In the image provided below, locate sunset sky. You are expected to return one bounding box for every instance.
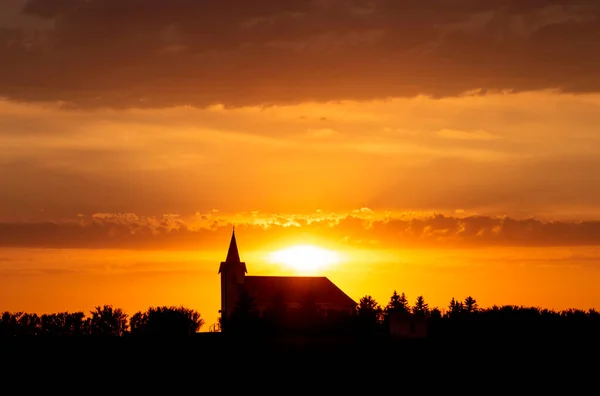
[2,0,600,327]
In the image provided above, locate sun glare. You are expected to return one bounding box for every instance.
[267,245,342,273]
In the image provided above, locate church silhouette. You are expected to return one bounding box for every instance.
[219,228,357,332]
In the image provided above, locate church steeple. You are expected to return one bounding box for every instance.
[225,226,241,263]
[218,226,247,328]
[218,226,247,275]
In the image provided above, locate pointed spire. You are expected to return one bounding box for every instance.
[225,225,240,263]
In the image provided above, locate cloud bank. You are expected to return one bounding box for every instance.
[2,210,600,250]
[1,0,599,108]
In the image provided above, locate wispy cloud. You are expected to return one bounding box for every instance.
[2,93,600,221]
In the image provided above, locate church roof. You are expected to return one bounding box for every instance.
[225,228,240,263]
[244,276,357,308]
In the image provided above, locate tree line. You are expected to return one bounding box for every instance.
[0,305,204,337]
[354,291,600,339]
[2,291,599,338]
[356,291,599,322]
[226,289,600,339]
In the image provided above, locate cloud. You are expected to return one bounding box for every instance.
[0,267,79,277]
[0,0,598,108]
[370,154,600,218]
[3,92,600,220]
[2,210,600,250]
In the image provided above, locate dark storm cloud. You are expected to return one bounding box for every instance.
[0,0,598,109]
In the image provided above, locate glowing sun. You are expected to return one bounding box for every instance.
[267,245,342,273]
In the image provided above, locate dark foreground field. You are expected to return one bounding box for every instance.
[2,333,598,391]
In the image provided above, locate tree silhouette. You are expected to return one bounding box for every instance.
[40,313,59,335]
[147,306,202,335]
[357,295,383,334]
[412,296,430,317]
[18,313,41,336]
[0,311,88,336]
[40,312,86,336]
[66,312,86,335]
[447,297,464,318]
[89,305,128,336]
[1,312,22,336]
[130,311,147,336]
[130,306,204,336]
[386,290,410,314]
[464,296,479,313]
[430,307,442,320]
[357,295,382,321]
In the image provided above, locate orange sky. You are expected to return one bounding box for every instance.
[2,0,600,324]
[2,239,600,329]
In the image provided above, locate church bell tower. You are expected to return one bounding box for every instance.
[218,227,247,326]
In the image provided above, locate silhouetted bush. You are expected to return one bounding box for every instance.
[41,312,86,336]
[89,305,128,336]
[1,311,88,336]
[130,306,204,336]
